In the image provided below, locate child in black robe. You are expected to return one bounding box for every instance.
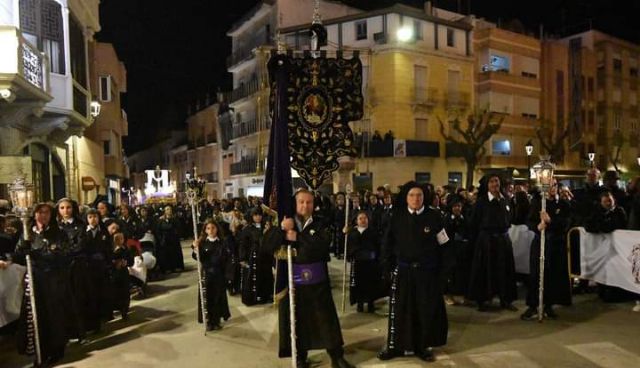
[192,220,232,331]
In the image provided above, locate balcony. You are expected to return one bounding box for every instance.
[445,142,467,158]
[230,156,264,176]
[228,78,260,104]
[445,91,471,109]
[72,81,89,119]
[412,87,439,108]
[0,26,51,103]
[105,155,127,178]
[477,70,540,90]
[364,140,440,158]
[206,132,216,144]
[226,31,272,69]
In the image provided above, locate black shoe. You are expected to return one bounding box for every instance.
[331,356,355,368]
[415,349,436,362]
[544,306,558,319]
[501,302,518,312]
[477,302,489,312]
[520,307,537,321]
[377,349,402,361]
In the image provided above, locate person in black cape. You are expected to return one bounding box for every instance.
[521,183,572,320]
[467,174,518,312]
[156,206,185,273]
[111,232,131,320]
[442,194,472,304]
[264,189,354,368]
[56,198,89,342]
[347,210,386,313]
[377,181,449,362]
[80,208,112,331]
[192,219,233,330]
[14,203,75,366]
[238,207,273,305]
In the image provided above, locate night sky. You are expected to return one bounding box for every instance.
[96,0,639,154]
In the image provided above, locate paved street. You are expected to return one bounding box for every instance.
[2,240,639,368]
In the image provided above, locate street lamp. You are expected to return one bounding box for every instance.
[90,100,102,120]
[532,156,555,323]
[637,155,640,167]
[397,26,413,42]
[588,150,596,167]
[525,140,534,185]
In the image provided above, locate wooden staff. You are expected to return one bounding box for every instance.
[188,190,208,335]
[341,185,352,313]
[287,244,297,368]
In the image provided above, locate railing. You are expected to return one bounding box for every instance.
[445,91,471,109]
[445,142,467,158]
[413,87,439,106]
[72,80,89,118]
[363,139,440,157]
[0,26,49,93]
[228,78,260,104]
[230,156,264,176]
[226,30,272,68]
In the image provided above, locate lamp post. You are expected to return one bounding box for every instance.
[185,167,207,334]
[90,100,102,121]
[588,151,595,168]
[525,140,534,186]
[532,156,555,323]
[8,176,40,365]
[637,155,640,168]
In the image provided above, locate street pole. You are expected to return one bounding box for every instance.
[187,181,208,335]
[341,185,351,313]
[538,192,546,322]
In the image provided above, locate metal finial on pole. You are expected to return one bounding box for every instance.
[312,0,322,25]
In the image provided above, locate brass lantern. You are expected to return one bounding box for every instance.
[532,155,555,192]
[8,175,35,239]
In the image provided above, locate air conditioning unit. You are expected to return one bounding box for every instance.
[373,32,386,44]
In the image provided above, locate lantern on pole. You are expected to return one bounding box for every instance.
[532,156,555,322]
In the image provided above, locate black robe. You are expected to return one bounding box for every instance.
[467,194,518,304]
[111,245,132,316]
[332,206,346,257]
[156,217,185,272]
[526,196,572,307]
[238,224,273,305]
[81,225,112,328]
[382,207,448,352]
[193,238,232,324]
[347,227,385,305]
[442,212,472,296]
[60,218,90,339]
[264,218,344,357]
[15,224,74,362]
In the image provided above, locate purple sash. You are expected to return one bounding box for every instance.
[292,262,327,285]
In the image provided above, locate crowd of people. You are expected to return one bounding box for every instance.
[1,166,639,367]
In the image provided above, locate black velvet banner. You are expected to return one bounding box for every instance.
[268,54,363,190]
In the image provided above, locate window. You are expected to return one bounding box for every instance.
[446,28,455,47]
[521,71,537,78]
[588,77,594,93]
[489,55,510,72]
[103,140,111,155]
[448,172,463,186]
[613,111,621,130]
[19,0,65,74]
[631,68,639,77]
[491,139,511,156]
[355,20,367,40]
[414,65,427,101]
[631,120,638,131]
[69,15,86,87]
[613,58,622,73]
[414,20,423,40]
[415,172,431,184]
[99,76,111,102]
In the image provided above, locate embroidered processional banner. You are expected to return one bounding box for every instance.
[268,53,363,189]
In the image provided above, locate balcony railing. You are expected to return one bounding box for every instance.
[230,156,264,176]
[413,87,439,106]
[226,29,272,68]
[228,78,260,104]
[445,91,471,109]
[0,26,49,94]
[445,142,467,158]
[363,139,440,157]
[230,116,271,140]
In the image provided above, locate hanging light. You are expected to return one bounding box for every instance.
[588,151,596,163]
[90,100,102,119]
[8,176,34,215]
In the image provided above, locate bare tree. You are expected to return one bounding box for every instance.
[535,118,571,162]
[438,111,504,188]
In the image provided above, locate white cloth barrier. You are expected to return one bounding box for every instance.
[509,224,536,275]
[0,263,26,327]
[578,227,640,295]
